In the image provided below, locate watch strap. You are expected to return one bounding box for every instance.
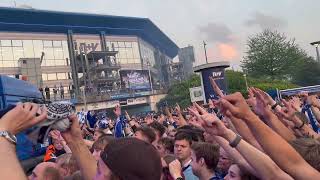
[0,131,17,145]
[229,134,242,148]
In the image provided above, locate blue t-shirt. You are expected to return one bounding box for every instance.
[183,165,199,180]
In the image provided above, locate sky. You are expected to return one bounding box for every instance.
[1,0,319,69]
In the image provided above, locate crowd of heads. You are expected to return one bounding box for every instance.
[2,76,320,180]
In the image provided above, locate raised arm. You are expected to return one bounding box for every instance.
[252,88,296,141]
[62,115,97,180]
[0,103,47,180]
[219,92,320,180]
[195,106,292,180]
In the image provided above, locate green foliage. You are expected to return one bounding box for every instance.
[291,57,320,86]
[242,29,308,80]
[157,74,201,109]
[157,70,298,109]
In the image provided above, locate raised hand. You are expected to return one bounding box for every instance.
[208,99,215,108]
[168,159,183,180]
[277,99,296,120]
[217,92,255,120]
[210,76,224,98]
[61,115,83,144]
[0,103,47,135]
[145,114,154,125]
[246,88,257,107]
[290,96,302,111]
[251,88,271,116]
[175,103,181,114]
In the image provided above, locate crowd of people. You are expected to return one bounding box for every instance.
[0,76,320,180]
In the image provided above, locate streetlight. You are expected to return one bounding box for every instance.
[243,74,249,90]
[203,41,208,64]
[310,41,320,62]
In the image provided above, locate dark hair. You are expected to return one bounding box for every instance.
[290,138,320,171]
[176,125,204,142]
[236,164,259,180]
[191,142,220,170]
[136,126,156,143]
[149,121,166,137]
[92,135,115,152]
[174,131,193,145]
[158,137,174,153]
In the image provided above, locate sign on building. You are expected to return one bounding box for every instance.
[189,86,204,103]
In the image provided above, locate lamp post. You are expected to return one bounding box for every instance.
[310,41,320,63]
[203,41,208,64]
[243,74,249,90]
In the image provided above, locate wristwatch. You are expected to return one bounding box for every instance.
[0,131,17,145]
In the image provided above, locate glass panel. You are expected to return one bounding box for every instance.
[54,48,64,59]
[33,40,44,58]
[47,73,57,80]
[3,61,15,67]
[57,73,66,80]
[118,41,125,48]
[45,60,55,66]
[13,47,24,60]
[127,58,134,63]
[125,42,132,48]
[42,74,48,81]
[53,41,62,47]
[23,40,35,58]
[0,61,3,68]
[55,60,66,66]
[43,40,53,47]
[62,41,69,59]
[126,48,133,59]
[44,48,54,59]
[132,42,140,58]
[1,47,13,60]
[1,40,11,47]
[12,40,23,47]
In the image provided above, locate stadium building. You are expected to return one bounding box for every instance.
[0,7,179,113]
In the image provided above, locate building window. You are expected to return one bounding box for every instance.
[1,40,12,47]
[12,40,23,47]
[43,40,53,47]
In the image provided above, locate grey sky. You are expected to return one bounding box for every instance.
[1,0,319,69]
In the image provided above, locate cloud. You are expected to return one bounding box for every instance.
[245,12,287,29]
[198,22,233,43]
[217,43,238,60]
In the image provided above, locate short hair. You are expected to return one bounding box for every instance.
[43,167,63,180]
[158,137,174,153]
[290,138,320,171]
[191,142,220,170]
[56,153,79,176]
[149,121,166,137]
[136,126,156,143]
[176,125,204,142]
[174,131,193,145]
[92,135,115,152]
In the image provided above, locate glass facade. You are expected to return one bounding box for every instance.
[106,40,141,65]
[139,39,156,67]
[0,39,69,68]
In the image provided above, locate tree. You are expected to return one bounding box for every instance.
[157,70,298,110]
[291,57,320,86]
[242,29,307,80]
